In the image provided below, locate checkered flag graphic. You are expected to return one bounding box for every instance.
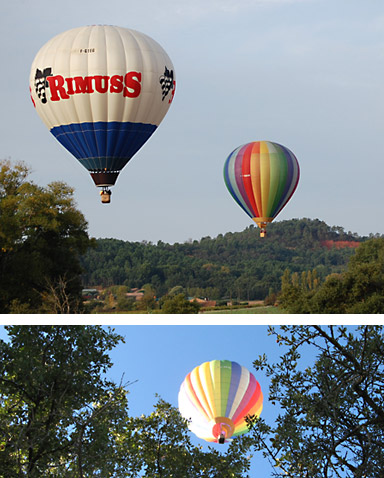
[34,68,52,104]
[159,66,174,101]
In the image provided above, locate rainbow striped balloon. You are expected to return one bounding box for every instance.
[224,141,300,237]
[178,360,263,443]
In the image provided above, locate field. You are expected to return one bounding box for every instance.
[202,306,284,314]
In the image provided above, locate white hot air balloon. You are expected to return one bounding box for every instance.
[30,25,176,203]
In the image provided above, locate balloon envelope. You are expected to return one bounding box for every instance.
[223,141,299,236]
[178,360,263,443]
[30,25,176,188]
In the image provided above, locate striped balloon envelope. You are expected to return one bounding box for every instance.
[223,141,300,236]
[178,360,263,443]
[30,25,175,202]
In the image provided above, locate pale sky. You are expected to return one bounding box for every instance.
[2,0,383,243]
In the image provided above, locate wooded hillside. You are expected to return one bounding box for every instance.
[81,218,373,301]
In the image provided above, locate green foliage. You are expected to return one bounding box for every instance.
[125,397,253,478]
[0,160,94,313]
[160,293,200,314]
[249,325,384,478]
[0,325,127,477]
[134,286,156,312]
[279,238,384,313]
[81,218,365,301]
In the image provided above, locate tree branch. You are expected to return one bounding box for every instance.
[312,326,384,423]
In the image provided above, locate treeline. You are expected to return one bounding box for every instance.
[81,218,372,300]
[279,236,384,313]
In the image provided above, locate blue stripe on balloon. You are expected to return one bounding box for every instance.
[223,149,253,219]
[51,121,157,171]
[225,361,242,417]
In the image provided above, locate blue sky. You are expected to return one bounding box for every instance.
[1,0,383,244]
[107,324,284,475]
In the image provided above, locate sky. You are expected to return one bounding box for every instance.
[0,322,359,477]
[1,0,383,244]
[107,324,286,476]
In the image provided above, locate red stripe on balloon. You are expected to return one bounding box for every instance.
[241,144,259,217]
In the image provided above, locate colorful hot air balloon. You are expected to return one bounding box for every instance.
[223,141,300,236]
[178,360,263,444]
[30,25,176,203]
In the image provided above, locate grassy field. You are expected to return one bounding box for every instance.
[97,306,285,314]
[202,306,285,314]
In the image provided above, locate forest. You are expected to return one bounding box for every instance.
[80,217,370,301]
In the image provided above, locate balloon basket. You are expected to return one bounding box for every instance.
[254,220,270,238]
[100,188,111,204]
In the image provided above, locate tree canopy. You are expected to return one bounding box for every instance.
[126,397,253,478]
[0,326,126,477]
[0,325,254,478]
[0,160,94,313]
[279,238,384,313]
[159,293,200,314]
[248,325,384,478]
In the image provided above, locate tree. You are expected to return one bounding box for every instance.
[342,238,384,313]
[248,325,384,478]
[125,397,253,478]
[0,160,94,313]
[135,283,157,311]
[279,238,384,313]
[0,326,254,478]
[160,293,200,314]
[278,269,313,313]
[0,325,129,477]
